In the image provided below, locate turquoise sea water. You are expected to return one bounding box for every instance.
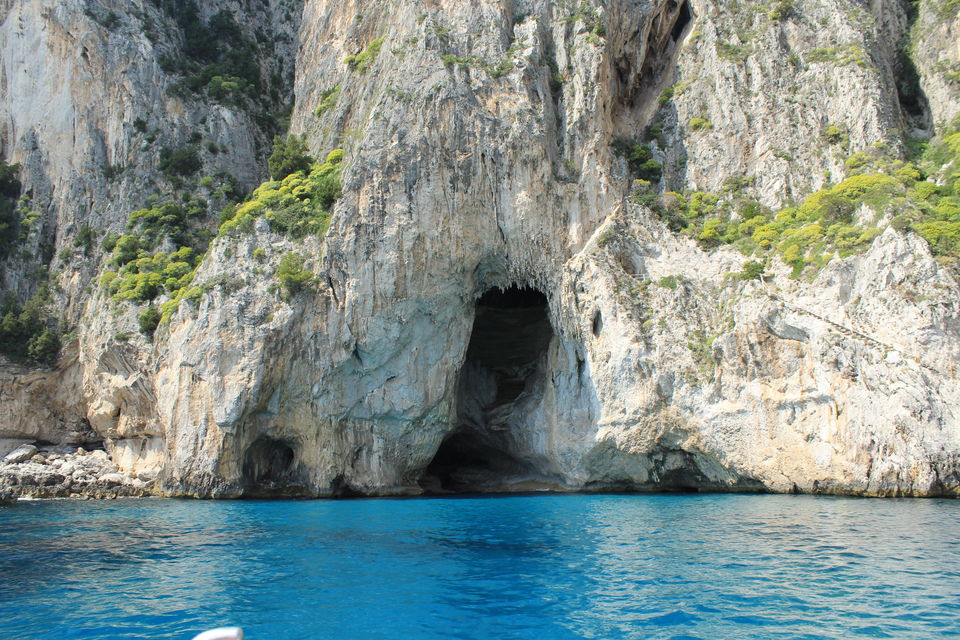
[0,494,958,640]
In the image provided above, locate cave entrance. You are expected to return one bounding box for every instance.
[422,285,554,493]
[242,437,299,497]
[671,1,692,42]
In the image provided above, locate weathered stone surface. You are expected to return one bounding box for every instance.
[98,473,124,487]
[0,0,956,499]
[3,444,37,464]
[0,446,151,499]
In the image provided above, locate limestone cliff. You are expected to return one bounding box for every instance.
[0,0,958,499]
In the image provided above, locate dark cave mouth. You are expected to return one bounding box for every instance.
[420,285,555,493]
[671,1,693,42]
[422,428,542,494]
[241,436,301,497]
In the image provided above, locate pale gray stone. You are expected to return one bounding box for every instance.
[3,445,38,465]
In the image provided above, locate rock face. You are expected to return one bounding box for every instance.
[0,0,958,499]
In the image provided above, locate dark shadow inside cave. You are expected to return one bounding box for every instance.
[421,286,554,493]
[671,1,692,42]
[242,436,299,497]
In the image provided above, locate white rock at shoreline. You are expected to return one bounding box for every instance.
[3,444,38,465]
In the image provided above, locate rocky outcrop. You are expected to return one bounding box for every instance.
[573,216,960,497]
[0,0,957,499]
[0,0,300,312]
[0,346,91,448]
[0,446,156,499]
[3,444,38,464]
[656,0,913,206]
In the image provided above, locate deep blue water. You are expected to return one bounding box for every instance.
[0,494,958,640]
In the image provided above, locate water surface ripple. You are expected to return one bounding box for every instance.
[0,494,957,639]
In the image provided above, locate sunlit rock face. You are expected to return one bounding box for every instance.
[0,0,958,498]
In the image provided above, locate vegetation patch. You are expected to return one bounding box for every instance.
[156,0,273,109]
[220,144,343,239]
[0,163,63,366]
[716,41,751,62]
[686,329,717,379]
[0,285,62,366]
[805,44,869,69]
[639,116,960,276]
[101,134,344,336]
[159,146,202,178]
[768,0,795,21]
[657,275,681,290]
[562,2,606,39]
[821,124,849,146]
[276,252,315,298]
[688,117,713,131]
[345,37,385,74]
[0,162,23,259]
[440,47,520,78]
[267,134,313,179]
[612,139,662,183]
[100,188,215,333]
[313,86,341,117]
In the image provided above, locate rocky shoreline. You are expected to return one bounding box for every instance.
[0,444,158,502]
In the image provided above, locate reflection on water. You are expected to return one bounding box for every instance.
[0,495,958,639]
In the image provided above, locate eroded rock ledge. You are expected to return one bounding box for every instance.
[0,445,157,500]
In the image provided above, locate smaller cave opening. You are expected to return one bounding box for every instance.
[894,48,930,122]
[637,0,694,87]
[242,437,298,497]
[671,1,692,42]
[592,311,603,337]
[653,449,712,492]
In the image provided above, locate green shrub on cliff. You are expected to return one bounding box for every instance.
[127,195,208,246]
[344,37,385,74]
[102,188,212,323]
[688,117,713,131]
[640,116,960,275]
[138,305,162,337]
[26,328,61,364]
[900,116,960,258]
[313,86,341,117]
[735,260,767,280]
[221,148,344,238]
[0,286,62,366]
[268,134,313,180]
[106,246,201,303]
[103,139,344,336]
[277,252,314,297]
[822,124,848,146]
[769,0,794,21]
[158,1,268,109]
[613,139,662,182]
[0,162,22,259]
[159,146,202,177]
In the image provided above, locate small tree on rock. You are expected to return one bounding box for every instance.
[277,252,314,298]
[268,134,314,180]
